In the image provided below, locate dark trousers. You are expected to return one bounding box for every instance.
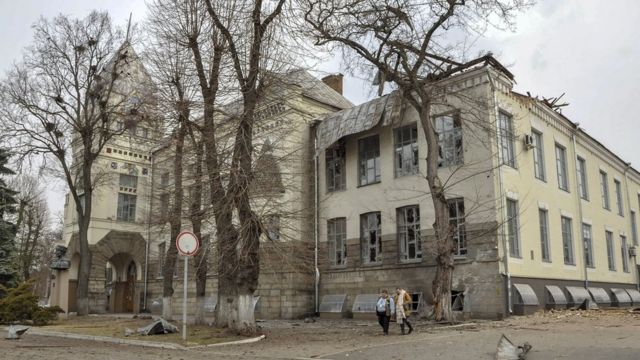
[376,311,390,334]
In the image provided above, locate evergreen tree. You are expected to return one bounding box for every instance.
[0,148,18,289]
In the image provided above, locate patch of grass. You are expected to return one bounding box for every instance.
[43,316,248,346]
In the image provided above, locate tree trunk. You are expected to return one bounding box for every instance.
[417,98,454,322]
[75,210,92,316]
[162,119,186,319]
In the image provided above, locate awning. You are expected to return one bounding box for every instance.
[315,91,404,155]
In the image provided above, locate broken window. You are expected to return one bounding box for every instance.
[394,124,419,176]
[328,217,347,266]
[361,212,381,264]
[326,140,346,192]
[498,111,516,168]
[397,205,421,262]
[448,198,466,256]
[435,114,463,168]
[358,135,380,186]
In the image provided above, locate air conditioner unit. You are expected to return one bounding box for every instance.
[629,246,637,257]
[523,134,535,150]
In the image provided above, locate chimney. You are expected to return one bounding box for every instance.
[321,73,343,95]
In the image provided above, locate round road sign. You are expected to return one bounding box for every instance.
[176,231,200,256]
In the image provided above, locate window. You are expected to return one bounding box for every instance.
[555,144,568,191]
[435,114,463,168]
[159,193,169,218]
[361,212,382,264]
[582,224,594,268]
[119,174,138,191]
[326,141,346,192]
[448,198,466,256]
[498,111,516,168]
[358,135,380,186]
[539,209,551,262]
[397,206,421,261]
[265,215,281,241]
[161,172,170,187]
[606,231,616,271]
[117,193,137,222]
[632,210,638,245]
[394,124,419,176]
[328,218,347,266]
[158,242,166,276]
[600,171,610,210]
[621,235,630,273]
[507,199,520,257]
[561,216,574,265]
[614,179,624,216]
[532,130,545,181]
[577,157,588,200]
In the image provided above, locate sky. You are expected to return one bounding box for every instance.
[1,0,639,219]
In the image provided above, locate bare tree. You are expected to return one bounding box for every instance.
[302,0,530,321]
[0,11,145,315]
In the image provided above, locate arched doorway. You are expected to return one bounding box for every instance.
[106,253,139,313]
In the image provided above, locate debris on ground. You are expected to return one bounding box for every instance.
[578,299,598,310]
[495,334,532,360]
[5,325,30,340]
[303,317,316,323]
[134,318,178,336]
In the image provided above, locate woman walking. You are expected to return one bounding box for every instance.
[394,287,414,335]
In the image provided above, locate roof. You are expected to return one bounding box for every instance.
[285,69,354,110]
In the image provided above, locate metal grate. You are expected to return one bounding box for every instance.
[565,286,591,307]
[545,285,567,306]
[587,287,610,305]
[610,288,632,306]
[513,284,539,305]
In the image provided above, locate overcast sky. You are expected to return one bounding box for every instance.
[1,1,639,219]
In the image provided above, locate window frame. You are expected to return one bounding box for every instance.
[507,199,521,258]
[360,212,382,265]
[621,235,630,273]
[577,157,589,200]
[561,216,575,265]
[328,217,347,267]
[326,140,347,192]
[606,230,616,271]
[448,198,467,257]
[116,192,137,222]
[555,144,569,192]
[600,171,610,210]
[539,208,551,263]
[532,129,546,181]
[358,135,381,186]
[394,124,419,176]
[631,210,638,245]
[434,112,463,168]
[582,223,594,268]
[498,111,516,168]
[397,205,422,262]
[614,179,624,216]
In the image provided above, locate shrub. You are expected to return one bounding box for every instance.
[0,280,64,325]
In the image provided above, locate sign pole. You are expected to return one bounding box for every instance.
[182,255,188,341]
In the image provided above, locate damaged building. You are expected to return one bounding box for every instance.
[50,49,640,320]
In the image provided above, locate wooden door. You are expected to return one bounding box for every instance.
[124,262,136,313]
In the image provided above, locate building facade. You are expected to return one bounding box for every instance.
[52,51,640,320]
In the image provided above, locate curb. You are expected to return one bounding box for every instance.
[8,327,265,350]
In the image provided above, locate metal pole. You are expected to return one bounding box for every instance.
[182,255,188,341]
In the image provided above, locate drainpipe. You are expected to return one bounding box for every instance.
[487,71,512,315]
[570,126,588,289]
[313,123,320,314]
[622,163,639,290]
[143,150,156,312]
